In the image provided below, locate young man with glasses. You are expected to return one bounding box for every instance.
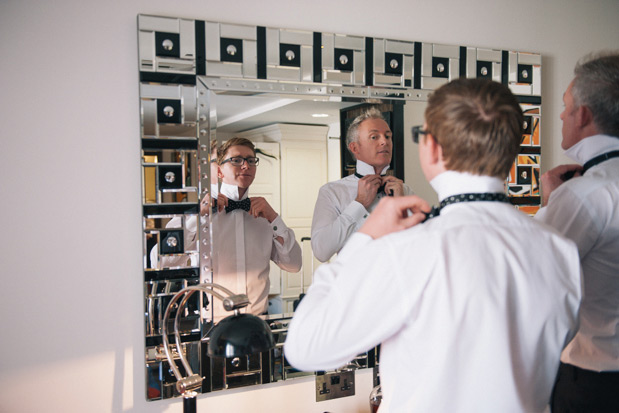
[211,137,301,318]
[311,107,413,263]
[285,79,582,412]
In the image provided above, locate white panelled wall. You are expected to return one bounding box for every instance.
[240,124,329,312]
[1,0,618,412]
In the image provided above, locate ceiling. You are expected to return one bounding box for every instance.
[213,92,359,135]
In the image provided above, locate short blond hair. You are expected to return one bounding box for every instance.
[424,78,523,178]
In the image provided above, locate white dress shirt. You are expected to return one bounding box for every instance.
[536,134,619,372]
[286,172,582,412]
[311,160,413,262]
[211,182,302,318]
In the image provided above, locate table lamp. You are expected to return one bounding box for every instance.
[161,283,275,413]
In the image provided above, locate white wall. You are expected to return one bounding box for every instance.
[1,0,618,412]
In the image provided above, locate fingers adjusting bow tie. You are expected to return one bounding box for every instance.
[354,172,392,196]
[225,198,251,213]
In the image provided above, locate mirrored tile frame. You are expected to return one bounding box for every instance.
[138,13,543,402]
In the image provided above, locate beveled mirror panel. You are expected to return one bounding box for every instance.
[138,13,542,401]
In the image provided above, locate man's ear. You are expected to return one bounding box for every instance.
[348,141,358,157]
[425,134,442,165]
[217,165,224,180]
[418,133,446,181]
[577,105,595,129]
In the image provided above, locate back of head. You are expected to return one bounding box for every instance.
[217,137,255,164]
[425,78,523,178]
[572,51,619,138]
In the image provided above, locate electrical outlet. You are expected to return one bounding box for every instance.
[315,370,355,402]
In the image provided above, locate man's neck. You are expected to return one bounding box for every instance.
[220,182,248,201]
[430,171,505,202]
[356,159,389,176]
[565,134,619,165]
[373,165,388,174]
[581,122,600,141]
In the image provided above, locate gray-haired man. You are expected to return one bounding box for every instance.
[535,51,619,412]
[311,107,413,262]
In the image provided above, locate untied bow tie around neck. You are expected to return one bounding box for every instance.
[423,192,510,222]
[563,150,619,180]
[225,198,251,213]
[582,150,619,174]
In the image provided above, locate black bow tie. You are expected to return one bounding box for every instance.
[225,198,251,213]
[423,192,510,222]
[354,172,392,196]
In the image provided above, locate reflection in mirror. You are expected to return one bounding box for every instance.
[210,136,303,320]
[139,13,542,403]
[141,84,428,400]
[207,90,411,316]
[144,148,200,271]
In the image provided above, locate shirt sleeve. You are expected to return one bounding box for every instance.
[269,215,302,273]
[284,232,415,372]
[310,184,369,262]
[403,183,414,196]
[535,183,599,259]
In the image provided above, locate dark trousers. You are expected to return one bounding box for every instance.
[551,362,619,412]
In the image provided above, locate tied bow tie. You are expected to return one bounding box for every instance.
[225,198,251,213]
[423,192,510,222]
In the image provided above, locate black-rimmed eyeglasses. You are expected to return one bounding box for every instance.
[221,156,260,166]
[411,126,428,144]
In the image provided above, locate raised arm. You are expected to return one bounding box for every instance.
[539,164,583,206]
[269,215,302,273]
[310,184,370,262]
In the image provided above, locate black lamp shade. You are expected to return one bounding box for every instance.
[206,314,275,358]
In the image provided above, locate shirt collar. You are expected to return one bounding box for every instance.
[564,134,619,165]
[430,171,506,202]
[219,182,249,201]
[356,159,389,176]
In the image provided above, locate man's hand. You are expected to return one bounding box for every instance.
[249,196,279,223]
[355,174,382,208]
[382,176,404,196]
[200,195,211,216]
[541,164,583,206]
[216,194,229,213]
[359,195,430,239]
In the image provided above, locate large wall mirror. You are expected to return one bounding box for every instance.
[139,14,542,402]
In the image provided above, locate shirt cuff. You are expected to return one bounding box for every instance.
[342,200,370,223]
[270,215,289,237]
